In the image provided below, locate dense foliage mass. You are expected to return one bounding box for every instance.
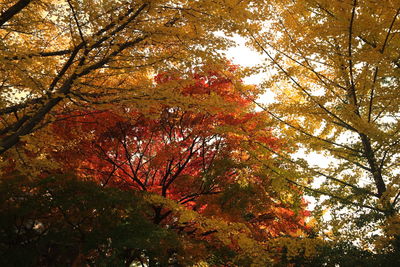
[2,0,400,266]
[248,0,400,263]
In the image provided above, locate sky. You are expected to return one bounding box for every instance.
[223,35,276,105]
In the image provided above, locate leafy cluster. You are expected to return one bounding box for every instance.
[3,0,400,266]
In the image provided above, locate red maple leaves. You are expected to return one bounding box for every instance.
[49,67,310,242]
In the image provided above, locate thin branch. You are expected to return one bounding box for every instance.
[67,0,86,45]
[347,0,359,114]
[285,176,385,213]
[367,67,379,122]
[249,98,363,154]
[256,140,378,197]
[251,154,386,213]
[249,33,358,133]
[3,49,72,61]
[380,7,400,54]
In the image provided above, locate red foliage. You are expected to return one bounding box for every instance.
[50,68,310,240]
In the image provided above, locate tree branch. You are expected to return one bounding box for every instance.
[0,0,31,26]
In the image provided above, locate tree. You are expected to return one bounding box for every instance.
[0,1,328,264]
[0,0,262,156]
[45,68,313,265]
[250,0,400,252]
[0,173,182,266]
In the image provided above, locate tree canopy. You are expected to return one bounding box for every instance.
[2,0,400,266]
[249,0,400,257]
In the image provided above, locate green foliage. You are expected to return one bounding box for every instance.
[0,174,180,266]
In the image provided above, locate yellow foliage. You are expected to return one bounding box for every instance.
[249,0,400,250]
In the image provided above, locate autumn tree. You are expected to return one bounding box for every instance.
[0,0,264,157]
[0,1,320,264]
[46,68,312,265]
[249,0,400,254]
